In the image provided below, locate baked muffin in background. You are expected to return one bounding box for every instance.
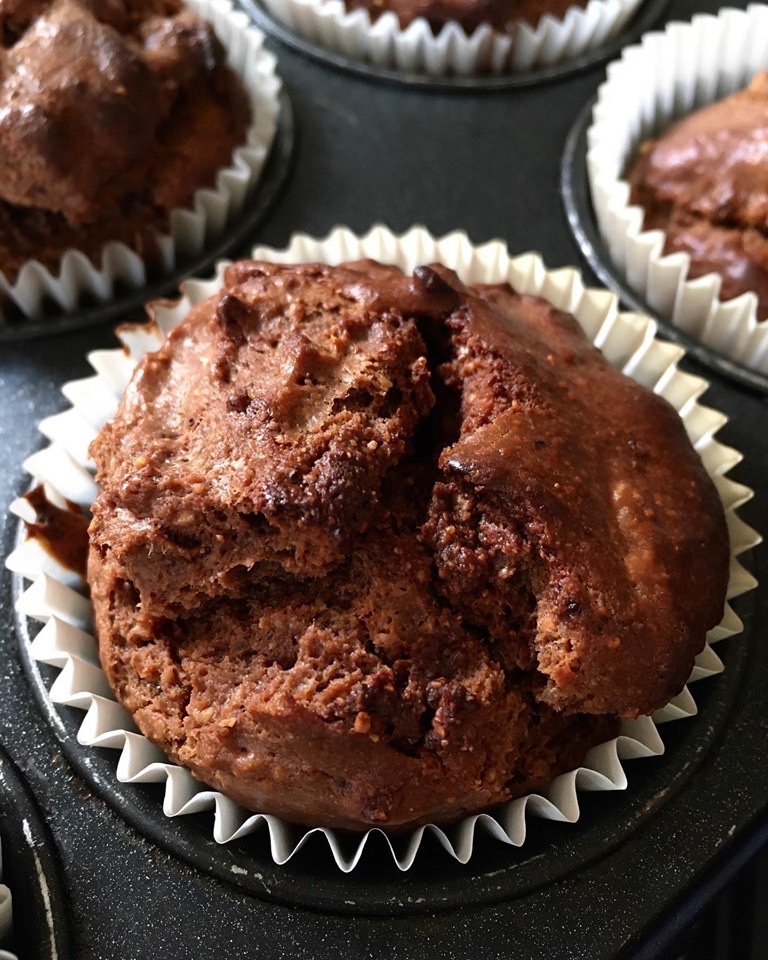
[626,72,768,323]
[86,258,729,831]
[0,0,273,320]
[587,6,768,377]
[260,0,643,77]
[0,0,250,279]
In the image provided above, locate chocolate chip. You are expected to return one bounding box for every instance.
[414,265,454,296]
[215,294,250,344]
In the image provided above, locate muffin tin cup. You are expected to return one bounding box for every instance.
[6,224,759,873]
[245,0,645,78]
[0,0,283,332]
[586,4,768,378]
[242,0,669,87]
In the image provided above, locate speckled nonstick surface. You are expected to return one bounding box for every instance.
[0,0,766,955]
[0,745,71,960]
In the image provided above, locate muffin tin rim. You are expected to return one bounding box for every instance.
[0,743,72,960]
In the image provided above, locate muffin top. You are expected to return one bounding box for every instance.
[627,72,768,231]
[626,71,768,318]
[0,0,246,228]
[90,259,729,721]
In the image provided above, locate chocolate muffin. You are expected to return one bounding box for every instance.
[343,0,587,34]
[626,72,768,322]
[0,0,250,281]
[88,260,729,831]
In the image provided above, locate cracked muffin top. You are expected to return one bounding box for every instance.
[87,259,729,829]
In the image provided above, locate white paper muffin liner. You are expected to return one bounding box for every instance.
[260,0,643,75]
[0,0,281,321]
[7,224,759,872]
[587,4,768,375]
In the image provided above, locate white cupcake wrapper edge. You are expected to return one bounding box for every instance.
[261,0,645,75]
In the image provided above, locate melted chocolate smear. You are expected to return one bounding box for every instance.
[23,485,89,578]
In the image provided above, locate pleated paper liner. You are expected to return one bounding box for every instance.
[246,0,645,78]
[0,0,283,336]
[561,98,768,394]
[587,4,768,378]
[7,225,759,873]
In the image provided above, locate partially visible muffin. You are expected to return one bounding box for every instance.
[0,0,250,280]
[626,71,768,321]
[88,259,729,831]
[343,0,587,33]
[261,0,644,78]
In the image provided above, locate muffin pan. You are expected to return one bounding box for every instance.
[1,0,767,956]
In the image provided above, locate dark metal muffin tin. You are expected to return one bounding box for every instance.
[0,0,766,955]
[0,744,71,960]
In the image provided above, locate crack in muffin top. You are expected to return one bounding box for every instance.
[85,259,730,828]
